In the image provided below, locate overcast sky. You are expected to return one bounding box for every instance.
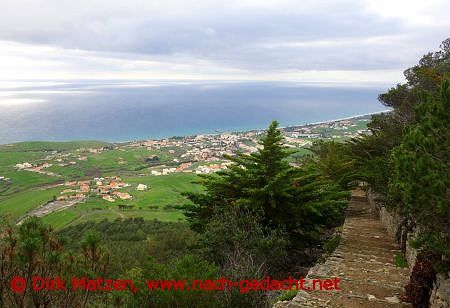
[0,0,449,84]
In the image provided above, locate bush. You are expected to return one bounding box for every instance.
[389,80,450,271]
[403,254,438,307]
[274,289,298,302]
[394,254,408,268]
[323,235,341,254]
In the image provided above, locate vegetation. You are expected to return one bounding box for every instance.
[0,116,366,230]
[323,234,342,254]
[181,121,350,305]
[311,39,450,306]
[308,140,356,189]
[0,187,61,219]
[58,218,199,273]
[389,81,450,267]
[0,141,111,152]
[41,173,201,229]
[0,120,352,307]
[349,39,449,271]
[183,121,349,242]
[3,40,448,305]
[394,254,408,269]
[0,217,109,307]
[274,289,298,303]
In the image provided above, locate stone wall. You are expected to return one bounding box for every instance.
[366,189,417,273]
[366,189,449,308]
[429,274,450,308]
[273,190,411,307]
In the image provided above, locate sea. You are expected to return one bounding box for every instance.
[0,80,390,144]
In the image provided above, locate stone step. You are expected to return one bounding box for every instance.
[274,190,410,308]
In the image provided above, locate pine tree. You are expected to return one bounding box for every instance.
[389,79,450,269]
[183,121,350,240]
[183,121,294,229]
[244,121,294,226]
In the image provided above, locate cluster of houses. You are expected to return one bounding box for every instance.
[195,163,230,174]
[14,153,85,179]
[131,131,266,177]
[15,162,59,177]
[41,151,89,167]
[92,176,132,202]
[151,168,177,176]
[150,162,193,176]
[56,176,148,203]
[47,152,80,167]
[0,176,10,182]
[85,148,104,154]
[133,119,369,171]
[148,161,230,176]
[284,118,370,140]
[57,180,90,201]
[283,136,313,148]
[135,131,262,164]
[14,148,109,180]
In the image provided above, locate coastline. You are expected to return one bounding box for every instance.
[73,110,388,142]
[0,110,385,146]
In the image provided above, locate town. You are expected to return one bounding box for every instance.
[4,114,372,227]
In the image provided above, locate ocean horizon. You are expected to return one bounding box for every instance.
[0,80,389,144]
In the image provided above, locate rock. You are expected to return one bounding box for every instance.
[293,290,310,302]
[272,191,410,308]
[385,296,400,304]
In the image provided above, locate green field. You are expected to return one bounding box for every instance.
[1,172,199,229]
[0,141,200,229]
[0,140,111,152]
[34,173,200,228]
[0,187,61,219]
[0,171,200,229]
[0,119,367,230]
[41,173,199,229]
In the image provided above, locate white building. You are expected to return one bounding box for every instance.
[15,162,33,169]
[136,184,148,191]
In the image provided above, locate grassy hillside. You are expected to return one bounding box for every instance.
[41,173,200,229]
[0,140,200,229]
[0,140,112,152]
[0,187,61,219]
[0,118,367,230]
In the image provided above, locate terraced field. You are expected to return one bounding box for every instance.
[0,141,200,229]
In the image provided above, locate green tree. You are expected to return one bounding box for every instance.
[184,121,349,244]
[347,38,450,193]
[389,79,450,270]
[309,140,357,188]
[182,121,349,307]
[183,121,295,231]
[0,217,109,307]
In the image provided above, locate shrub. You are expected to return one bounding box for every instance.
[323,234,341,254]
[394,254,408,268]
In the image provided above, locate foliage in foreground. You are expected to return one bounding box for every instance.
[0,217,109,307]
[333,40,449,308]
[348,38,450,194]
[389,80,450,268]
[338,39,450,273]
[182,121,350,306]
[183,121,350,245]
[0,120,351,308]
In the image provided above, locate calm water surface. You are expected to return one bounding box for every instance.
[0,81,388,144]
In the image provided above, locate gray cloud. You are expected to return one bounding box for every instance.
[0,0,449,81]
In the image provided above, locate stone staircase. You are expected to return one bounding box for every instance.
[274,190,410,307]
